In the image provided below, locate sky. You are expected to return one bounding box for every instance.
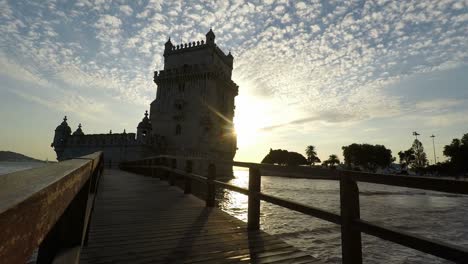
[0,0,467,164]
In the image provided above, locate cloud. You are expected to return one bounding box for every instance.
[0,53,49,86]
[10,89,107,122]
[259,110,363,132]
[425,111,468,127]
[119,5,133,16]
[95,14,122,38]
[415,99,464,112]
[0,0,466,129]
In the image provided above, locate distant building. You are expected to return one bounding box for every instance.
[51,30,238,176]
[51,113,165,167]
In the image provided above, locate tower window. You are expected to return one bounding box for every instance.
[175,124,181,135]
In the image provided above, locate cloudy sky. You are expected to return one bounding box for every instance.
[0,0,467,163]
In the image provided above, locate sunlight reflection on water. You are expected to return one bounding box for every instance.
[217,168,468,264]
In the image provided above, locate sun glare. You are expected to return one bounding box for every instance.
[234,116,259,145]
[233,95,267,147]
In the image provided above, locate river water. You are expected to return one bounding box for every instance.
[217,168,468,263]
[0,161,45,175]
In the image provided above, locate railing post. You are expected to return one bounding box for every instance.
[206,163,216,207]
[340,172,362,264]
[170,159,176,186]
[184,160,192,194]
[248,167,261,230]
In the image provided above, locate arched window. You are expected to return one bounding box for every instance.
[175,124,181,135]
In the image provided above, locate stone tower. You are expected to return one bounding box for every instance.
[150,30,238,175]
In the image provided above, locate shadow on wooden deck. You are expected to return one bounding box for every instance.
[79,169,321,264]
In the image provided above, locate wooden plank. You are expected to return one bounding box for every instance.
[80,169,320,264]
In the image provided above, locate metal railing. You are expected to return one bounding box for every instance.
[120,155,468,263]
[0,152,104,264]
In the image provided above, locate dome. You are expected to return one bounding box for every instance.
[137,110,151,129]
[55,116,72,135]
[72,123,84,136]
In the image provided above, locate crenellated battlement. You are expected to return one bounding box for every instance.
[163,29,233,70]
[65,132,166,148]
[153,64,238,92]
[66,133,138,146]
[167,39,207,53]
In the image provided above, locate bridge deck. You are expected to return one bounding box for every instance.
[80,169,321,264]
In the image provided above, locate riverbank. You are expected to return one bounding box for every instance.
[261,168,337,179]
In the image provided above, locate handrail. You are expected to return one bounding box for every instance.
[140,154,340,179]
[344,170,468,194]
[120,156,468,263]
[354,219,468,262]
[0,151,104,264]
[134,155,468,192]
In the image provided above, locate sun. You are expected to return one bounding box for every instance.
[234,116,259,146]
[233,96,266,148]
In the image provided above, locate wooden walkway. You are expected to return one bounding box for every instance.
[79,170,321,264]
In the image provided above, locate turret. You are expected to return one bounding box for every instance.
[137,110,151,142]
[206,29,215,45]
[72,123,85,136]
[227,51,234,67]
[164,38,173,55]
[51,116,72,160]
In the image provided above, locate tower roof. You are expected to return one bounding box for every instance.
[72,123,84,136]
[137,110,151,129]
[55,116,71,135]
[206,28,215,38]
[206,28,215,44]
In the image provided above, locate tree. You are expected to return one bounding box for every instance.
[342,143,394,172]
[443,133,468,174]
[287,151,309,166]
[261,149,307,166]
[305,145,321,166]
[398,139,428,173]
[398,149,415,170]
[322,154,340,168]
[412,139,428,169]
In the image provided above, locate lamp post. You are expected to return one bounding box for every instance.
[412,131,420,140]
[430,134,437,164]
